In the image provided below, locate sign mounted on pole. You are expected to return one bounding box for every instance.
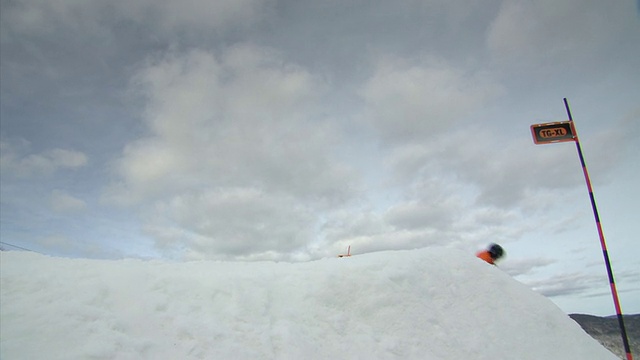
[529,98,634,360]
[530,121,576,144]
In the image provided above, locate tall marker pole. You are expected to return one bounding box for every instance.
[562,98,633,360]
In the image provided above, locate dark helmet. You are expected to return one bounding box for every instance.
[488,243,504,260]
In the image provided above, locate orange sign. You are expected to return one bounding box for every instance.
[531,121,576,144]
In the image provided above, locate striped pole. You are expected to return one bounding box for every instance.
[563,98,633,360]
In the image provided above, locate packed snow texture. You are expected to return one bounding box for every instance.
[1,248,617,360]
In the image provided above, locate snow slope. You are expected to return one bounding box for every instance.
[0,248,617,360]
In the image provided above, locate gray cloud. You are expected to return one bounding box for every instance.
[525,272,600,298]
[503,257,556,277]
[517,264,640,299]
[487,0,639,73]
[1,0,269,38]
[1,0,639,315]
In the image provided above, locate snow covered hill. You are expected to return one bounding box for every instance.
[0,248,617,359]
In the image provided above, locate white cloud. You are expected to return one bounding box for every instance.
[105,45,359,259]
[36,234,123,259]
[110,46,354,203]
[359,56,504,145]
[385,201,456,231]
[378,124,613,211]
[0,140,88,178]
[50,189,86,213]
[142,187,318,260]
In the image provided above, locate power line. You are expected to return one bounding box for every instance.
[0,241,37,252]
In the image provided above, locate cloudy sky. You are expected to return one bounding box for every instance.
[1,0,638,316]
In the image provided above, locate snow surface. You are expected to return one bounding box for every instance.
[1,248,617,360]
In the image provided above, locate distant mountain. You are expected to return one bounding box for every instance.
[570,313,639,360]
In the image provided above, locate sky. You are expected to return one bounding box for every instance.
[0,0,638,316]
[0,248,621,359]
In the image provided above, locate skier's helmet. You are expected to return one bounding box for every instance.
[488,243,504,260]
